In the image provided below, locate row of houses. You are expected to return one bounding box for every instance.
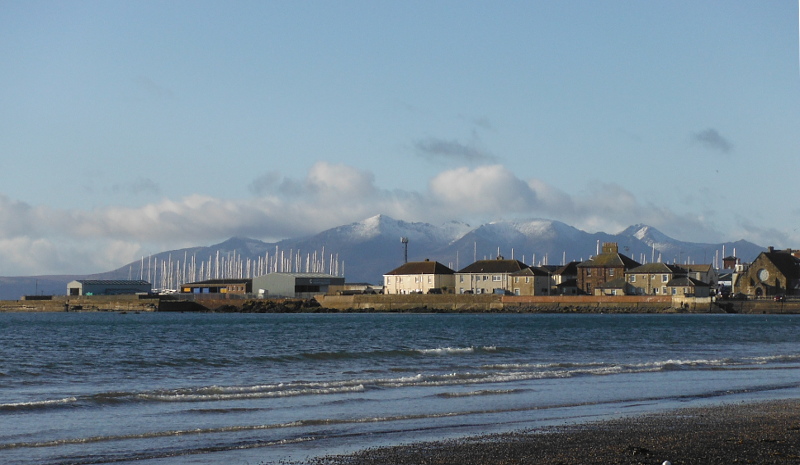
[385,243,717,298]
[384,242,800,299]
[66,243,800,300]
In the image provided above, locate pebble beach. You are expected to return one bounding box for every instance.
[304,400,800,465]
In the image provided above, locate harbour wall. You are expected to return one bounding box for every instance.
[1,294,798,314]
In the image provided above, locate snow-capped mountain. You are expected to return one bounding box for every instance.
[0,215,765,299]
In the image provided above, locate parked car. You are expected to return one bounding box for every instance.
[774,295,785,302]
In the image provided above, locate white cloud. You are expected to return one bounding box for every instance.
[0,161,783,276]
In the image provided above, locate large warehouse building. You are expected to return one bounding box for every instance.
[252,273,344,298]
[67,280,152,296]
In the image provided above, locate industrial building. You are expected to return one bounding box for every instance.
[67,280,152,296]
[252,273,344,298]
[179,279,252,295]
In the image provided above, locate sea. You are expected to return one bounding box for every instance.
[2,312,799,465]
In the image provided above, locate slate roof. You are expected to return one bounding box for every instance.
[75,280,150,285]
[762,251,800,279]
[385,260,455,275]
[509,266,551,277]
[681,264,713,273]
[577,252,640,269]
[182,279,252,285]
[554,261,580,276]
[628,263,685,274]
[458,259,528,274]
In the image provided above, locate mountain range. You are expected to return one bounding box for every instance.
[0,215,764,300]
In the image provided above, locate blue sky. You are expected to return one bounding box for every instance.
[0,1,798,275]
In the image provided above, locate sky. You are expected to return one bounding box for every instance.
[0,1,798,276]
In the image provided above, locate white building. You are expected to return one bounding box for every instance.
[383,260,455,294]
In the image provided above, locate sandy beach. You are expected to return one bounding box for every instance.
[303,399,800,465]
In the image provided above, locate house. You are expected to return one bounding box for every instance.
[665,276,711,297]
[180,279,252,295]
[626,263,686,295]
[383,260,455,294]
[508,266,552,296]
[456,257,528,294]
[576,243,640,295]
[551,261,580,295]
[252,272,345,298]
[681,264,718,289]
[595,277,637,296]
[67,280,151,296]
[734,247,800,298]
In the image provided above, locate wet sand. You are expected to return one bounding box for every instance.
[302,399,800,465]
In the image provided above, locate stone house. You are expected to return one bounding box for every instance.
[626,263,686,295]
[595,277,637,296]
[383,260,456,294]
[681,264,718,289]
[734,247,800,298]
[456,257,528,294]
[576,243,640,295]
[665,276,711,297]
[508,266,552,296]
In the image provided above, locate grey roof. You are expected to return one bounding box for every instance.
[75,280,150,285]
[577,252,640,269]
[628,263,685,274]
[509,266,551,277]
[458,259,528,274]
[385,260,455,275]
[260,273,341,279]
[182,279,252,286]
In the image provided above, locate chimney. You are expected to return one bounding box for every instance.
[601,242,619,254]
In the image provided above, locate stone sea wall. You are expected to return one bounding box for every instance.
[1,294,798,314]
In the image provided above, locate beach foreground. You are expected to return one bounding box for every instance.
[302,400,800,465]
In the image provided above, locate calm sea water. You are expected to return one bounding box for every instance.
[1,312,799,465]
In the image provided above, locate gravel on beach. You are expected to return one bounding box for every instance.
[299,399,800,465]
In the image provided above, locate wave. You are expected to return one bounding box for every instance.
[8,354,796,412]
[0,397,78,412]
[436,389,526,398]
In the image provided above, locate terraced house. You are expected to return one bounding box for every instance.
[626,263,686,295]
[456,257,528,294]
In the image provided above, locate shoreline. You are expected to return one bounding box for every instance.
[302,399,800,465]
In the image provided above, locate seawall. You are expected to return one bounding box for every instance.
[1,294,798,314]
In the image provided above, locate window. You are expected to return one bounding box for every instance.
[662,287,667,294]
[460,275,464,282]
[525,277,530,283]
[493,275,501,282]
[662,274,668,282]
[630,275,636,283]
[587,269,592,277]
[609,269,615,277]
[428,276,432,284]
[514,277,519,283]
[514,288,520,296]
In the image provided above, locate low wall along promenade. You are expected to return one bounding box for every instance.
[1,294,798,314]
